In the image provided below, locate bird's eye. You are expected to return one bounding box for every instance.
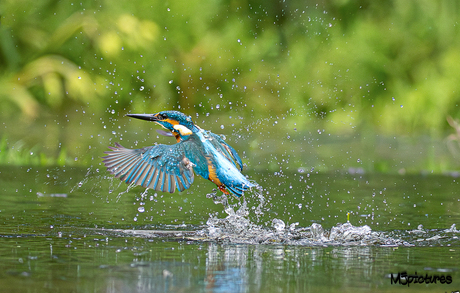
[156,114,166,120]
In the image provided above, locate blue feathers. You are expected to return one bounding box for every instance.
[207,131,244,171]
[103,111,256,197]
[103,143,194,193]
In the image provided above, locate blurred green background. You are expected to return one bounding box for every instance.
[1,0,460,172]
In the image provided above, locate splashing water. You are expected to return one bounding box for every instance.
[194,202,410,246]
[74,166,457,247]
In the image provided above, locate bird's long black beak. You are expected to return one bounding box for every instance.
[126,113,158,121]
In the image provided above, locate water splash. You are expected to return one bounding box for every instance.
[206,190,229,206]
[69,167,95,193]
[195,203,410,246]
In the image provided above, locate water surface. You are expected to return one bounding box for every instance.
[1,166,459,292]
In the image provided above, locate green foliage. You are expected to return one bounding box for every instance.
[0,0,460,135]
[2,0,460,171]
[0,135,69,166]
[0,2,457,131]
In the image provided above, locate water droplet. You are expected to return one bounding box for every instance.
[220,125,224,129]
[138,207,145,213]
[140,86,144,91]
[272,218,285,232]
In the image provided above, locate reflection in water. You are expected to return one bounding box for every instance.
[98,244,256,293]
[102,261,192,293]
[205,244,248,293]
[96,241,402,293]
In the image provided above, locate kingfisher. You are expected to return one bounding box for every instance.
[102,110,256,197]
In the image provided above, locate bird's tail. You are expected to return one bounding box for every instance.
[225,179,257,198]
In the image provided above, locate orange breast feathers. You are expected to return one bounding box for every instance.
[206,157,222,185]
[206,157,230,195]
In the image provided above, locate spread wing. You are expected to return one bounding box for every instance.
[208,132,243,171]
[102,142,194,193]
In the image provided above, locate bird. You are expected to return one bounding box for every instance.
[102,110,256,197]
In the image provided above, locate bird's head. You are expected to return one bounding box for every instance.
[126,110,198,137]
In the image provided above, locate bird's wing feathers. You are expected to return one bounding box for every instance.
[208,132,243,171]
[156,129,174,137]
[103,142,194,193]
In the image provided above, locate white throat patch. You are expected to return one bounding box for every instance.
[173,124,193,136]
